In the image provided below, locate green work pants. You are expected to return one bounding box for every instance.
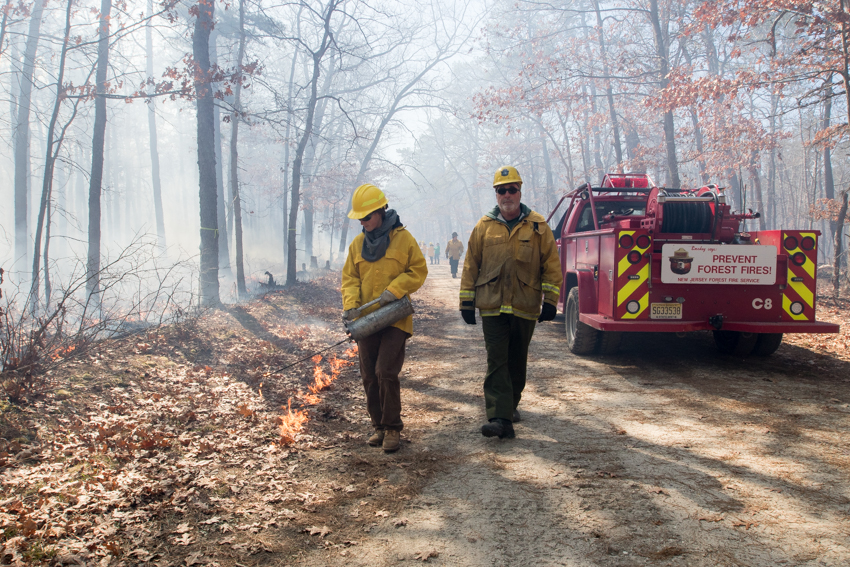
[481,314,536,421]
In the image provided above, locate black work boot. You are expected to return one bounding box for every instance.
[481,418,515,439]
[512,409,521,423]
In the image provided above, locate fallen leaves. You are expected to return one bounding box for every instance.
[415,549,439,561]
[171,533,195,546]
[304,525,331,538]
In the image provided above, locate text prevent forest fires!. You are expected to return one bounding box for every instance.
[660,244,777,285]
[697,255,773,276]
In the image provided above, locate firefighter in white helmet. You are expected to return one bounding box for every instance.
[459,166,563,439]
[341,184,428,452]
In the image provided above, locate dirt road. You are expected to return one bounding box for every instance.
[321,261,850,566]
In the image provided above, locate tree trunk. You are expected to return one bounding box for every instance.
[146,0,165,249]
[286,1,336,285]
[31,0,73,311]
[86,0,111,300]
[282,43,299,268]
[539,127,555,212]
[194,0,220,305]
[834,190,848,298]
[230,0,247,297]
[210,30,231,274]
[592,0,623,170]
[648,0,680,187]
[768,90,779,229]
[43,197,51,306]
[14,0,46,271]
[748,151,766,230]
[823,90,837,237]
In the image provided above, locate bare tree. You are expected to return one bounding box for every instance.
[194,0,220,305]
[13,0,46,271]
[230,0,247,297]
[146,0,166,250]
[286,0,339,285]
[86,0,113,300]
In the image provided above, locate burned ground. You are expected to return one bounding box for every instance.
[1,269,849,566]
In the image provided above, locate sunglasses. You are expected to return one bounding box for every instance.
[496,187,520,195]
[360,211,376,222]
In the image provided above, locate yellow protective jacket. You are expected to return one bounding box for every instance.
[446,239,464,260]
[460,205,562,320]
[342,226,428,335]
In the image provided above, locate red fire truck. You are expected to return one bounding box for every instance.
[548,173,840,355]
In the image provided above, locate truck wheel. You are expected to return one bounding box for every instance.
[596,331,622,355]
[752,333,783,356]
[566,287,598,354]
[713,330,758,356]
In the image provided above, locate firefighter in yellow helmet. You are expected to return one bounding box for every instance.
[341,184,428,452]
[459,166,562,439]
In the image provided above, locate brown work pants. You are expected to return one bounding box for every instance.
[357,326,408,432]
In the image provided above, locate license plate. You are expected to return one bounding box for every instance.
[650,303,682,320]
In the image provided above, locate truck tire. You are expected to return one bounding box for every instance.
[596,331,622,355]
[713,330,758,356]
[566,287,598,354]
[752,333,783,356]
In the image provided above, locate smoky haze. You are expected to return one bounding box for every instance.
[0,0,847,314]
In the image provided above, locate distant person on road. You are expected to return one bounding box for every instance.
[428,243,436,264]
[459,166,562,440]
[446,232,464,278]
[434,242,441,264]
[342,184,428,453]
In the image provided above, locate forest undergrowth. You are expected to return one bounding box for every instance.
[0,276,442,565]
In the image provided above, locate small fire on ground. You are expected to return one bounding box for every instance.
[278,345,358,445]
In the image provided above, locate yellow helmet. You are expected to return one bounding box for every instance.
[493,165,523,187]
[348,184,388,219]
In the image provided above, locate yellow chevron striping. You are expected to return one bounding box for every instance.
[621,292,648,320]
[782,294,809,321]
[617,265,648,306]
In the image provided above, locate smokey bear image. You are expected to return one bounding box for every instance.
[669,248,694,275]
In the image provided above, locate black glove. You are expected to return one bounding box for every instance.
[461,309,476,325]
[538,302,557,322]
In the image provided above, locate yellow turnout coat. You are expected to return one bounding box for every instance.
[342,226,428,335]
[460,205,562,320]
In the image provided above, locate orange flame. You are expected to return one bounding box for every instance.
[50,344,77,361]
[277,399,308,445]
[309,364,334,393]
[343,346,358,358]
[301,391,321,405]
[308,354,353,394]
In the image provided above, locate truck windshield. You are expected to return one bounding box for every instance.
[575,200,646,232]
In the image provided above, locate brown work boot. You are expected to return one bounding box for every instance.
[367,429,385,447]
[382,430,400,453]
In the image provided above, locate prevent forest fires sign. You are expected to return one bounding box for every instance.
[660,243,777,285]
